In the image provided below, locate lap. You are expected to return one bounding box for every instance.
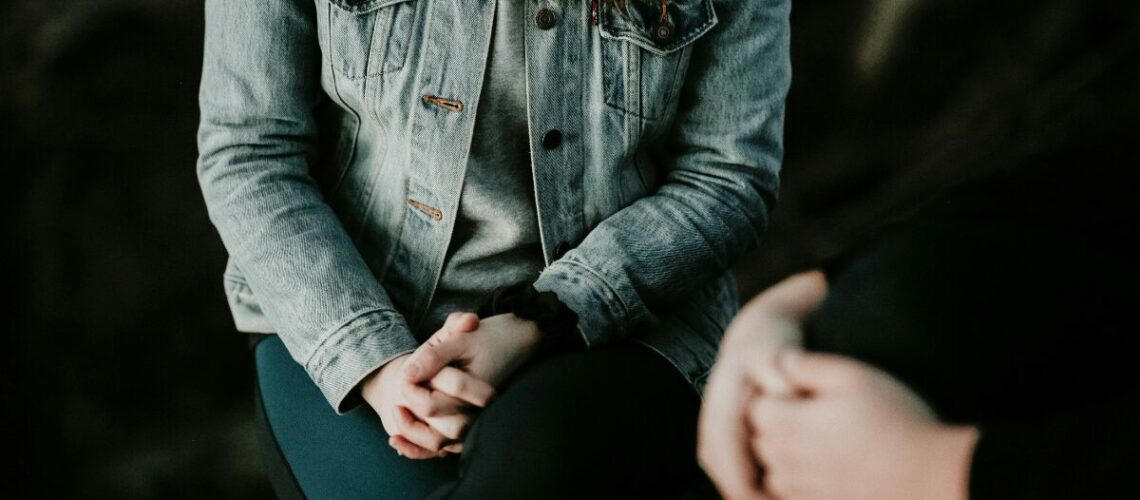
[440,342,704,499]
[255,335,703,500]
[254,336,458,500]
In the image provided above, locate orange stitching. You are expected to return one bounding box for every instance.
[421,95,464,113]
[659,0,668,23]
[406,198,443,221]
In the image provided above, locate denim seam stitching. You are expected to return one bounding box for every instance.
[305,308,403,373]
[559,258,633,333]
[597,0,718,55]
[327,1,410,80]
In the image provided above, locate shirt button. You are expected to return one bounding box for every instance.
[553,241,571,259]
[536,9,557,30]
[541,129,562,149]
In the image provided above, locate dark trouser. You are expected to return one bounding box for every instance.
[253,335,713,500]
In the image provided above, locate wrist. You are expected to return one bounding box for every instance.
[477,281,582,357]
[361,354,409,407]
[506,313,542,351]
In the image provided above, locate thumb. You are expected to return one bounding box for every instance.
[448,311,480,333]
[776,349,868,395]
[755,270,829,322]
[403,313,479,383]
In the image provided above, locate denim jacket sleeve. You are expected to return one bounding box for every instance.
[533,0,790,346]
[196,0,418,413]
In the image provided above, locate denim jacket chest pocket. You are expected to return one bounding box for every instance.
[598,0,717,121]
[315,0,417,80]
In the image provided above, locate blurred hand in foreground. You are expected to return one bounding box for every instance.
[698,271,827,499]
[747,350,977,500]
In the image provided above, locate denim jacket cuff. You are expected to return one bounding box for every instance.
[305,309,419,414]
[533,258,632,348]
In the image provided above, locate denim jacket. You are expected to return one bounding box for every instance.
[197,0,789,412]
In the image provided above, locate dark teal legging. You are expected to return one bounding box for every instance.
[253,335,712,500]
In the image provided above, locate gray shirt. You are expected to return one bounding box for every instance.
[426,0,545,332]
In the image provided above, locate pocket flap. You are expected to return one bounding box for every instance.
[328,0,414,15]
[598,0,718,55]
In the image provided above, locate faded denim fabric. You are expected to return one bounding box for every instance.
[431,0,546,332]
[197,0,790,413]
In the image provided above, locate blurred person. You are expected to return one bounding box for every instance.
[699,1,1140,496]
[195,0,790,498]
[699,156,1140,499]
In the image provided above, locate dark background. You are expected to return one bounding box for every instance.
[5,0,1138,497]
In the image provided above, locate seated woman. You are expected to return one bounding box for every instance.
[195,0,790,498]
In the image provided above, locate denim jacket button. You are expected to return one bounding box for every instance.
[541,129,562,149]
[553,241,571,259]
[536,9,557,30]
[653,23,675,43]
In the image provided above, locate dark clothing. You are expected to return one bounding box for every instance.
[253,335,710,499]
[253,335,455,500]
[806,159,1140,499]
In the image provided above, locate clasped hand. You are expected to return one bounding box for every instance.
[698,271,976,500]
[361,312,541,459]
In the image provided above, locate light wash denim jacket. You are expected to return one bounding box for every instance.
[197,0,789,412]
